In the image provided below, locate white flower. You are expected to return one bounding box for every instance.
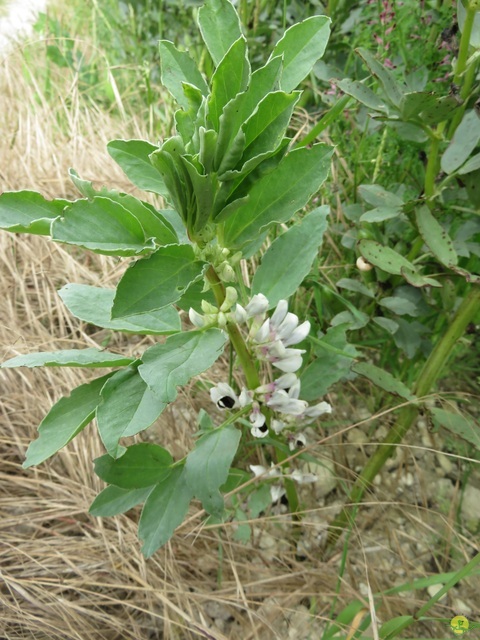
[249,406,266,428]
[249,463,281,479]
[289,432,307,451]
[210,382,239,409]
[220,286,238,312]
[302,401,332,421]
[283,321,311,346]
[251,424,269,438]
[272,349,305,373]
[270,485,286,502]
[232,303,248,324]
[188,308,205,328]
[271,419,286,434]
[245,293,269,317]
[266,389,307,415]
[274,372,298,390]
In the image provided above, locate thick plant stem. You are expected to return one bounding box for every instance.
[325,285,480,552]
[206,265,301,520]
[424,124,444,204]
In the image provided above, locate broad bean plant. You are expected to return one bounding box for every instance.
[0,0,335,556]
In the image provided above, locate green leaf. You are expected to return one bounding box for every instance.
[197,0,242,66]
[251,206,329,307]
[431,408,480,450]
[112,245,206,318]
[379,296,418,316]
[58,284,181,335]
[400,91,438,120]
[358,239,414,275]
[52,197,154,256]
[105,193,178,245]
[270,16,331,93]
[0,190,69,235]
[400,267,441,288]
[214,56,283,171]
[240,90,300,164]
[360,206,401,223]
[208,36,250,130]
[184,425,241,516]
[223,144,332,249]
[457,151,480,175]
[352,361,415,401]
[380,616,413,639]
[300,325,358,401]
[441,110,480,174]
[89,485,154,517]
[159,40,209,110]
[420,94,462,125]
[336,78,387,112]
[358,184,403,208]
[372,316,399,334]
[337,278,375,298]
[415,206,458,268]
[23,374,113,468]
[139,466,194,557]
[356,47,406,106]
[138,329,227,404]
[107,139,169,198]
[94,443,173,489]
[97,367,168,457]
[1,348,134,369]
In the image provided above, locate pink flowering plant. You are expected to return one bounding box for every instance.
[0,0,335,556]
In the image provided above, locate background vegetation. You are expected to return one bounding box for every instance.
[0,0,479,638]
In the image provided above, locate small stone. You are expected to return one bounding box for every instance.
[461,485,480,522]
[204,601,232,621]
[452,598,472,615]
[427,584,446,601]
[347,428,369,446]
[401,472,414,487]
[436,453,453,475]
[359,582,369,596]
[301,458,337,498]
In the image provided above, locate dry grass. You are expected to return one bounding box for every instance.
[1,11,479,640]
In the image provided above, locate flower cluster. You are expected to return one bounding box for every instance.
[208,294,332,444]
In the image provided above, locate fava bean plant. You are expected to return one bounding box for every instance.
[0,0,334,556]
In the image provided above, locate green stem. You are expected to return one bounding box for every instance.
[454,2,477,86]
[295,95,352,148]
[325,285,480,551]
[424,124,444,204]
[206,265,301,519]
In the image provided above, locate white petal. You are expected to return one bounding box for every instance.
[274,372,298,390]
[188,308,205,328]
[245,293,269,317]
[303,401,333,419]
[277,312,299,340]
[289,432,307,450]
[283,321,311,346]
[254,318,270,343]
[233,303,248,324]
[270,299,288,328]
[210,383,239,409]
[267,390,307,415]
[288,378,301,399]
[271,419,286,434]
[272,354,303,372]
[270,485,286,502]
[249,464,268,477]
[251,425,269,438]
[267,340,286,358]
[220,286,238,312]
[249,410,266,428]
[238,387,254,407]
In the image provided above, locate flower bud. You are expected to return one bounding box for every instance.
[188,308,205,328]
[219,262,236,283]
[220,286,238,312]
[201,300,218,314]
[356,256,373,272]
[245,293,269,317]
